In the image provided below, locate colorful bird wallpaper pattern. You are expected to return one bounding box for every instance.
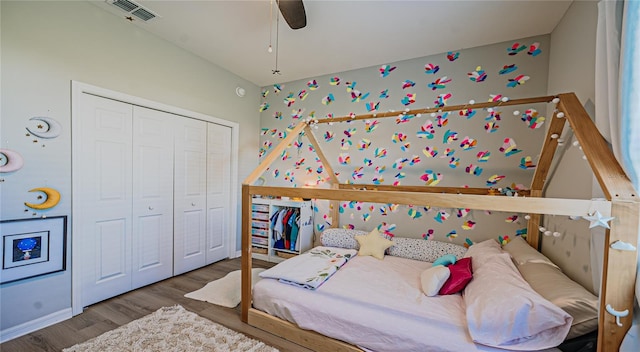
[257,35,551,247]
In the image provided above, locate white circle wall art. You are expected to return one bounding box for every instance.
[26,116,62,139]
[24,187,61,210]
[0,148,25,173]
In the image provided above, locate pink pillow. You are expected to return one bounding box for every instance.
[439,257,473,295]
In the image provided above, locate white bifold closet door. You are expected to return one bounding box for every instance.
[173,120,232,274]
[75,90,232,308]
[77,95,174,307]
[206,123,231,264]
[131,106,175,289]
[77,95,133,307]
[173,118,208,275]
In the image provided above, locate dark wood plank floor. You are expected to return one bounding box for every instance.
[1,258,312,352]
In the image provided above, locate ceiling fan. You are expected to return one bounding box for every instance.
[277,0,306,30]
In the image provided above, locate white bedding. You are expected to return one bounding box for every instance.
[253,254,562,352]
[258,246,357,289]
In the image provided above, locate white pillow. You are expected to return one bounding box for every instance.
[463,251,572,350]
[463,238,503,272]
[420,265,450,296]
[503,236,560,269]
[320,229,467,263]
[388,237,467,262]
[320,228,388,249]
[517,262,598,339]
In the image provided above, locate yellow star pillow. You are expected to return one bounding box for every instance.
[355,228,394,260]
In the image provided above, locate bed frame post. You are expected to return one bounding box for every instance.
[599,201,640,351]
[241,122,309,322]
[241,184,252,323]
[558,93,639,352]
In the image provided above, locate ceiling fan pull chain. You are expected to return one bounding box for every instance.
[268,0,273,53]
[273,3,281,75]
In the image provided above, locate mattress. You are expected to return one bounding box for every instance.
[253,254,561,352]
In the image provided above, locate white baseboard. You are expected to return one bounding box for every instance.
[234,250,242,258]
[0,308,72,343]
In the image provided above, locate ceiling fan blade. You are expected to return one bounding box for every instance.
[277,0,306,30]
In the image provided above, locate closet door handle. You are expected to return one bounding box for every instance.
[148,206,154,210]
[191,202,196,207]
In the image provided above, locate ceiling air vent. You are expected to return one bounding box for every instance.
[111,0,138,12]
[131,8,156,21]
[107,0,159,22]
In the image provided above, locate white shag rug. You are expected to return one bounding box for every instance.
[185,268,265,308]
[63,305,279,352]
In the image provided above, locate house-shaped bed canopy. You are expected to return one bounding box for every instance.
[241,92,639,352]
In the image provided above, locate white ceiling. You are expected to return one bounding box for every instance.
[91,0,574,87]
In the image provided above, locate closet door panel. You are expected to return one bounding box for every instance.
[182,210,205,255]
[136,215,163,265]
[131,107,175,288]
[95,219,128,282]
[174,118,207,275]
[207,207,224,251]
[96,141,129,200]
[206,123,232,264]
[78,94,133,307]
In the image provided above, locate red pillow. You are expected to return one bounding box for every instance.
[439,257,473,295]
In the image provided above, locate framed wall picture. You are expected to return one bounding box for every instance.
[1,216,67,284]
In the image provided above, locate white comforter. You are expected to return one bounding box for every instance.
[258,246,357,289]
[253,254,563,352]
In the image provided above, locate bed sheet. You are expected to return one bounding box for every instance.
[253,254,560,352]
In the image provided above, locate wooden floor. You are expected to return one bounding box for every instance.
[1,258,313,352]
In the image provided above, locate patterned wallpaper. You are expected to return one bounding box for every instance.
[257,35,552,246]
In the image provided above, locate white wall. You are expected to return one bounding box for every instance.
[544,0,599,292]
[0,0,259,334]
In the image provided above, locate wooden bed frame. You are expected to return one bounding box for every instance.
[241,92,639,352]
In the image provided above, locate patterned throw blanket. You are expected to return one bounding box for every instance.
[258,246,357,289]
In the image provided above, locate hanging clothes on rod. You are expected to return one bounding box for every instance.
[270,206,301,250]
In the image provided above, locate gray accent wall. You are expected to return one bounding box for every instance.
[258,35,551,247]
